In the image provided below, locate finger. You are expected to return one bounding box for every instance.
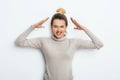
[41,26,45,28]
[74,28,82,30]
[71,17,81,28]
[38,20,44,25]
[74,27,78,29]
[72,18,78,24]
[40,17,49,24]
[74,27,79,29]
[70,17,78,25]
[70,17,73,21]
[70,17,75,22]
[73,19,77,23]
[44,17,49,22]
[37,25,45,28]
[38,17,49,24]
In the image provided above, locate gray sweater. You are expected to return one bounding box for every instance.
[15,26,103,80]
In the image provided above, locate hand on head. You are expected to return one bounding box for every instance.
[31,7,87,32]
[70,17,87,31]
[32,16,87,31]
[32,17,49,28]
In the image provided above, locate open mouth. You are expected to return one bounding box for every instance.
[56,31,62,36]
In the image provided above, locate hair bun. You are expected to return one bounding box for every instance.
[56,8,66,14]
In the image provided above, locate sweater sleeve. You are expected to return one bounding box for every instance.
[15,26,42,48]
[75,29,104,50]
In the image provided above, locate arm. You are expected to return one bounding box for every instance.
[15,17,49,48]
[15,26,42,48]
[75,29,104,49]
[70,17,104,49]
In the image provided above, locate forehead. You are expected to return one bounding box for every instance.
[52,19,66,25]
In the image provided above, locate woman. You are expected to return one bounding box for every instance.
[15,8,104,80]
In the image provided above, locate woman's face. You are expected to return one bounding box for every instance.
[51,19,67,39]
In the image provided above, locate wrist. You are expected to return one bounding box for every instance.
[31,25,36,28]
[83,27,88,32]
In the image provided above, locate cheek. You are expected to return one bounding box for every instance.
[62,28,67,32]
[51,28,56,33]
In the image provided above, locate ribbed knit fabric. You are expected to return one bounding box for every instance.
[15,26,103,80]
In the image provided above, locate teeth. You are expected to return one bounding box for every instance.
[57,32,60,34]
[56,32,61,35]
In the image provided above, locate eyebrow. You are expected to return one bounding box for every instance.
[53,25,65,26]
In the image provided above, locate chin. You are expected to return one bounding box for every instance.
[56,36,62,39]
[55,35,63,39]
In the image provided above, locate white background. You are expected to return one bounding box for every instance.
[0,0,120,80]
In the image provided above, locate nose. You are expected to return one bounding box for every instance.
[57,27,61,31]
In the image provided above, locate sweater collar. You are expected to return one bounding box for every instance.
[51,35,66,42]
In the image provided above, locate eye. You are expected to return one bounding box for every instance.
[60,26,65,28]
[53,25,58,28]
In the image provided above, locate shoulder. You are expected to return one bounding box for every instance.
[68,38,84,43]
[37,37,50,41]
[68,37,79,41]
[32,37,50,43]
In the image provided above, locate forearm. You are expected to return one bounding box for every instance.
[15,26,35,45]
[83,29,104,49]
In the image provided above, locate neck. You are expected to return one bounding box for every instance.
[52,35,66,42]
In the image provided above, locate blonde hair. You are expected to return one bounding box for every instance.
[56,8,66,14]
[51,8,68,26]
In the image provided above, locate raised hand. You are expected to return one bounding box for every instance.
[32,17,49,28]
[70,17,87,31]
